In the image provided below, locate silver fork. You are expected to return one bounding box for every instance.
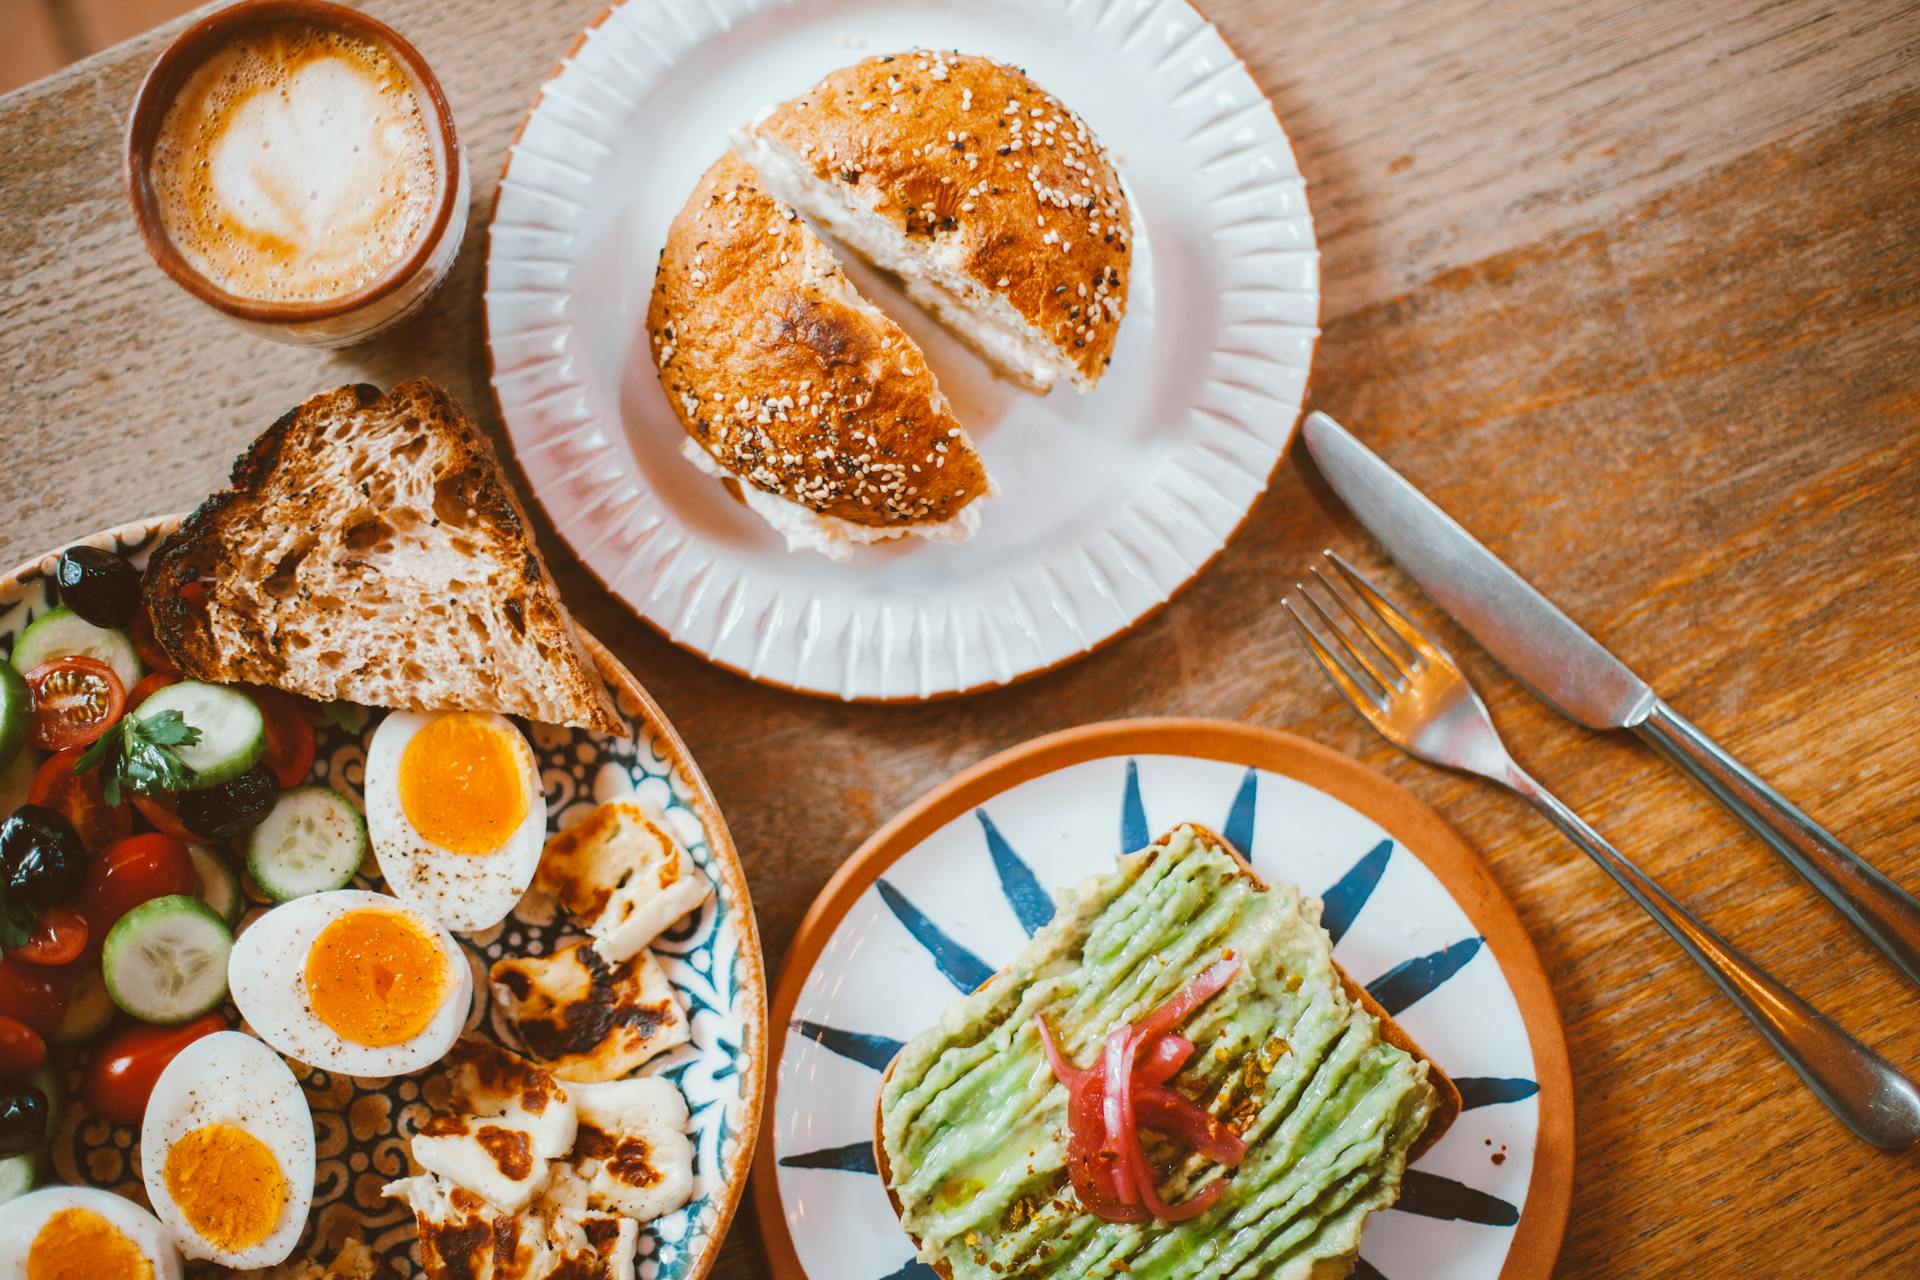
[1283,550,1920,1149]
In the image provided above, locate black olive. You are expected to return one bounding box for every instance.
[176,767,277,840]
[0,805,88,910]
[54,546,141,631]
[0,1087,46,1157]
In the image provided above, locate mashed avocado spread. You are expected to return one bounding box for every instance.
[879,825,1436,1280]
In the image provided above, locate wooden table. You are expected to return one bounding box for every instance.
[3,0,1917,1274]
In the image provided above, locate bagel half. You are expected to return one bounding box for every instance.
[647,153,993,561]
[737,50,1132,394]
[873,824,1460,1280]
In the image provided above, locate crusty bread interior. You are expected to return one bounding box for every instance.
[143,379,623,735]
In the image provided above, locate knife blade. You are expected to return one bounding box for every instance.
[1300,411,1657,730]
[1299,409,1920,988]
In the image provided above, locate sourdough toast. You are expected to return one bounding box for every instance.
[873,823,1459,1280]
[143,379,622,735]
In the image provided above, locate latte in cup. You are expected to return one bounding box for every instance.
[127,2,466,346]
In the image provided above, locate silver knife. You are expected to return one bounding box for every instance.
[1301,410,1920,987]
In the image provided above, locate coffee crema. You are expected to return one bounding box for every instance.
[148,21,439,304]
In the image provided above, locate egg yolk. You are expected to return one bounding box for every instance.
[305,907,448,1046]
[397,712,530,855]
[163,1122,287,1252]
[27,1207,153,1280]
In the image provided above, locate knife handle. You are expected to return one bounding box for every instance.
[1635,699,1920,989]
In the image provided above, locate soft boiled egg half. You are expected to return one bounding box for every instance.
[230,889,472,1076]
[0,1185,182,1280]
[140,1031,314,1269]
[365,710,547,931]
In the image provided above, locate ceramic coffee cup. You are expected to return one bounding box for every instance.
[125,0,468,348]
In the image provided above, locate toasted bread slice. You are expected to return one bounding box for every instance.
[874,823,1459,1280]
[143,379,622,735]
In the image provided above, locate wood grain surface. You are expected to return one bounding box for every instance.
[3,1,1918,1276]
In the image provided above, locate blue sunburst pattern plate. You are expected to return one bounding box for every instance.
[756,720,1571,1280]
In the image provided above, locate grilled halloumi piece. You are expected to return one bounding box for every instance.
[492,942,690,1082]
[568,1077,696,1224]
[535,800,713,963]
[383,1174,637,1280]
[410,1040,579,1212]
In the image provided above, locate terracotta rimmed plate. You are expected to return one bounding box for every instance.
[487,0,1317,700]
[1,516,767,1280]
[754,718,1572,1279]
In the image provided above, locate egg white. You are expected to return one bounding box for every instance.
[139,1032,314,1269]
[0,1186,183,1280]
[364,710,548,932]
[229,890,473,1076]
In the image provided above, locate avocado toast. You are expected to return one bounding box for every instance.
[876,824,1456,1279]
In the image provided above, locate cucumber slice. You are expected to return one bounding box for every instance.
[101,895,232,1024]
[189,844,244,924]
[0,1152,35,1205]
[246,786,366,901]
[12,607,141,692]
[48,969,115,1044]
[132,682,265,789]
[0,747,36,817]
[0,660,25,768]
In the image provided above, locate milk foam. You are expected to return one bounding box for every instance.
[149,23,439,304]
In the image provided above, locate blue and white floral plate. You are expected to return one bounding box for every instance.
[755,719,1572,1280]
[1,516,767,1280]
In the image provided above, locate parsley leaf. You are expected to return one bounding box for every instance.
[0,901,32,950]
[75,710,201,806]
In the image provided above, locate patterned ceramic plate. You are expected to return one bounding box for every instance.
[0,516,767,1280]
[487,0,1317,700]
[754,719,1573,1280]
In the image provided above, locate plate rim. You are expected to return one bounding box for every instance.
[482,0,1321,704]
[752,716,1573,1280]
[1,512,770,1280]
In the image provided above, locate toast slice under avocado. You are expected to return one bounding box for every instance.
[143,379,622,735]
[874,823,1460,1280]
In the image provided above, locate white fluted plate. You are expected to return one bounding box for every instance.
[487,0,1317,699]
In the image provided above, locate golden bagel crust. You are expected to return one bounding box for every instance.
[647,153,989,530]
[750,50,1131,389]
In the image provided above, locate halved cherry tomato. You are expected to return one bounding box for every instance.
[24,656,124,752]
[129,604,179,677]
[0,957,67,1037]
[83,1012,227,1125]
[130,790,197,843]
[77,833,193,965]
[126,671,178,712]
[248,687,316,788]
[0,1015,46,1083]
[27,747,132,854]
[6,906,87,968]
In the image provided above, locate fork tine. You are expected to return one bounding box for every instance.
[1282,595,1386,716]
[1323,551,1449,666]
[1308,565,1415,686]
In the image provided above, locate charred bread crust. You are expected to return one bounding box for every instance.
[871,823,1458,1272]
[648,153,990,529]
[143,379,623,736]
[750,50,1131,390]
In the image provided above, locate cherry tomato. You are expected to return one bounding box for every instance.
[126,671,178,712]
[77,834,193,964]
[27,747,131,854]
[23,656,124,752]
[129,604,179,676]
[83,1012,227,1125]
[0,1016,46,1083]
[0,957,67,1037]
[6,906,87,968]
[248,687,316,789]
[130,790,197,843]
